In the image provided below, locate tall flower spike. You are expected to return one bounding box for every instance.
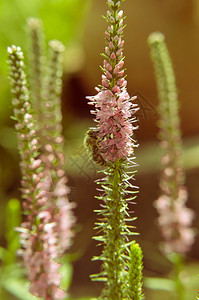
[8,45,66,299]
[87,1,143,299]
[148,32,195,254]
[27,18,46,126]
[28,18,74,256]
[87,0,139,163]
[40,39,75,256]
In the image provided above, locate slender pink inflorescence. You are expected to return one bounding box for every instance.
[39,40,75,257]
[148,32,195,255]
[154,139,195,255]
[87,0,138,163]
[8,45,66,299]
[87,2,143,298]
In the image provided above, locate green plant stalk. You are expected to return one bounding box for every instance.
[167,253,185,300]
[148,32,186,300]
[148,32,184,197]
[88,0,143,298]
[41,40,65,157]
[174,255,185,300]
[92,159,140,300]
[27,18,46,127]
[8,45,41,231]
[28,19,65,178]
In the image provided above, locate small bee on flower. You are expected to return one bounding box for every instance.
[84,129,107,167]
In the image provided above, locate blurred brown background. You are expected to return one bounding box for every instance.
[1,0,199,299]
[64,0,199,298]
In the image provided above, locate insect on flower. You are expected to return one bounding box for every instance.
[84,129,107,167]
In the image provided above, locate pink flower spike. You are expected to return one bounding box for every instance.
[86,0,139,163]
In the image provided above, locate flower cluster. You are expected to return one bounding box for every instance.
[148,32,195,255]
[87,1,143,299]
[39,39,75,256]
[8,45,67,299]
[27,19,75,258]
[87,0,138,163]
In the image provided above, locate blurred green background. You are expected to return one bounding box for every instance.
[0,0,199,299]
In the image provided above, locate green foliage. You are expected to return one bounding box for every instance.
[0,0,91,122]
[0,198,39,299]
[144,262,199,300]
[0,198,20,266]
[4,198,21,265]
[59,254,73,291]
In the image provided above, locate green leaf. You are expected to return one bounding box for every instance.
[4,199,21,265]
[144,277,175,292]
[0,0,92,122]
[2,277,42,300]
[59,261,73,291]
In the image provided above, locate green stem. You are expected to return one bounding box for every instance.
[105,164,125,299]
[148,32,184,199]
[27,18,46,127]
[93,160,139,300]
[173,254,185,300]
